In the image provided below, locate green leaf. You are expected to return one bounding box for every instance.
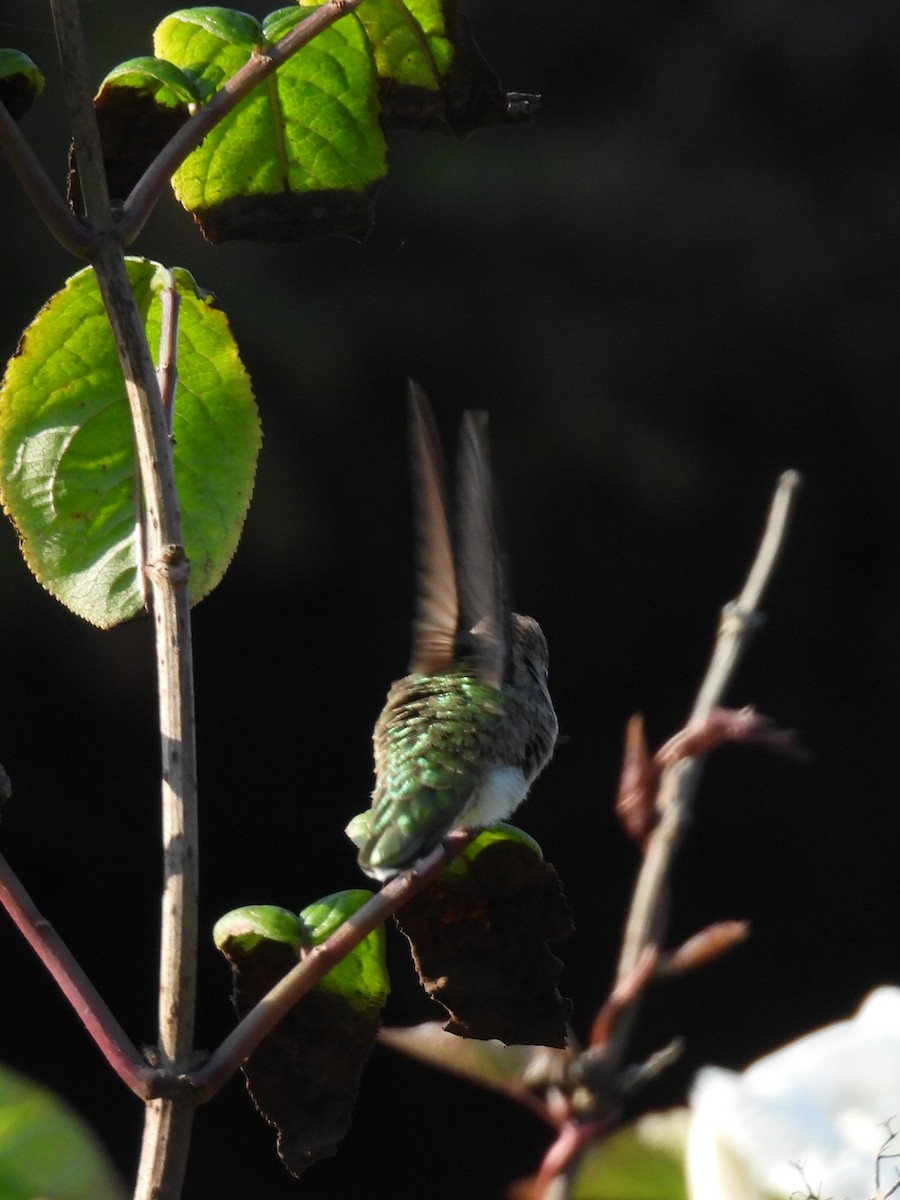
[452,821,544,871]
[214,890,389,1177]
[569,1111,690,1200]
[300,0,529,136]
[0,1062,126,1200]
[313,0,453,90]
[213,905,305,954]
[93,2,531,241]
[0,258,260,628]
[154,6,386,243]
[0,50,44,122]
[298,889,389,1010]
[100,56,200,108]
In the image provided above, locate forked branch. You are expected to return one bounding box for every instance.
[536,470,802,1198]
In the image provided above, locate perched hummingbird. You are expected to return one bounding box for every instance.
[346,383,558,881]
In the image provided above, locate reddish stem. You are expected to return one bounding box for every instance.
[0,850,155,1097]
[589,945,658,1049]
[533,1115,617,1199]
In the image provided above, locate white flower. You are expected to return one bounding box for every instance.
[686,987,900,1200]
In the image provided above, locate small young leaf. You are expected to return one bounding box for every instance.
[0,258,260,627]
[213,904,305,954]
[154,6,386,243]
[89,58,198,200]
[396,825,574,1047]
[215,891,389,1177]
[0,1061,126,1200]
[0,50,45,122]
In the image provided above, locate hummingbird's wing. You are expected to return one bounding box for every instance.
[407,382,458,675]
[456,410,507,689]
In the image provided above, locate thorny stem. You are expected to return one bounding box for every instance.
[51,2,198,1197]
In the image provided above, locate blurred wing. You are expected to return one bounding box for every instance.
[407,381,458,674]
[456,410,506,688]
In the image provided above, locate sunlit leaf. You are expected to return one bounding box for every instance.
[308,0,534,135]
[213,904,305,954]
[154,6,385,242]
[0,1062,126,1200]
[95,2,533,242]
[0,258,260,627]
[214,891,389,1177]
[298,889,390,1009]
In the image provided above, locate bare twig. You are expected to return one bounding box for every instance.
[51,2,199,1196]
[617,470,801,984]
[0,850,155,1097]
[192,830,476,1100]
[589,947,658,1049]
[155,270,180,436]
[537,472,801,1200]
[0,98,94,256]
[119,0,369,244]
[532,1117,616,1200]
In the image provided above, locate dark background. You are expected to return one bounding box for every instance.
[1,1,899,1196]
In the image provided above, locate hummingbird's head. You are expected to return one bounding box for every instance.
[507,612,550,686]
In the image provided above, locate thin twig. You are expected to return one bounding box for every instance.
[690,470,803,721]
[0,98,94,256]
[192,830,476,1100]
[119,0,369,244]
[51,3,199,1197]
[0,850,155,1097]
[543,472,801,1200]
[155,270,180,437]
[617,470,801,982]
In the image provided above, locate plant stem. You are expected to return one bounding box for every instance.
[51,2,199,1196]
[616,470,802,984]
[0,850,155,1097]
[0,100,94,257]
[542,472,802,1200]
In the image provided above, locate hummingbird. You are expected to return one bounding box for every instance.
[346,383,558,882]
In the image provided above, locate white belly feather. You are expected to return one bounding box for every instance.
[460,765,530,829]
